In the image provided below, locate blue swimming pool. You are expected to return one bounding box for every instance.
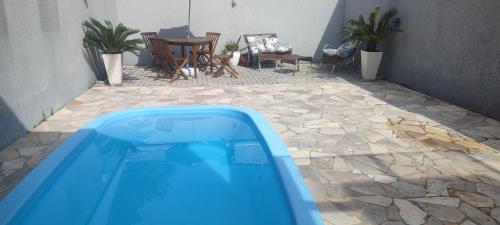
[0,106,323,225]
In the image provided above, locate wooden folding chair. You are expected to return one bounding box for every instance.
[197,32,220,71]
[212,36,241,78]
[149,38,189,83]
[141,32,160,68]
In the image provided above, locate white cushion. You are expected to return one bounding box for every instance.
[248,36,265,54]
[322,48,340,56]
[264,37,280,52]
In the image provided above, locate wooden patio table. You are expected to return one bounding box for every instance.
[164,37,214,78]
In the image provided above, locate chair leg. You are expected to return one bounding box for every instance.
[224,65,237,78]
[330,64,336,74]
[226,65,239,76]
[170,59,189,83]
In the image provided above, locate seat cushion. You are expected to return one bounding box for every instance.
[262,37,293,53]
[322,48,340,56]
[247,36,266,55]
[338,42,356,58]
[322,42,355,57]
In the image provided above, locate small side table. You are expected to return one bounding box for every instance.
[280,54,300,75]
[298,56,313,72]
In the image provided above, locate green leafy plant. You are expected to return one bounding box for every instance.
[83,17,143,54]
[223,40,239,52]
[342,6,402,52]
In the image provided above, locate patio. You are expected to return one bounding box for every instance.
[2,67,500,225]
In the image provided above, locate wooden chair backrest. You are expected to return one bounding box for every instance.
[226,36,242,59]
[149,38,177,64]
[204,32,221,53]
[141,32,159,53]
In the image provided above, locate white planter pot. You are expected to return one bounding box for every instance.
[228,51,241,67]
[361,50,383,80]
[102,53,123,86]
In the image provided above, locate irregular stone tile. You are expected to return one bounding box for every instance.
[0,148,19,161]
[409,197,460,207]
[319,170,366,183]
[18,146,46,157]
[459,203,497,225]
[490,207,500,223]
[460,220,477,225]
[418,203,465,223]
[426,179,449,197]
[304,177,327,202]
[2,158,26,170]
[424,217,444,225]
[350,155,390,173]
[361,204,387,225]
[369,174,398,184]
[446,180,477,192]
[350,185,387,196]
[450,190,495,208]
[394,199,427,225]
[476,183,500,205]
[383,222,405,225]
[397,125,426,134]
[353,196,393,206]
[389,165,420,177]
[318,202,361,225]
[391,181,426,198]
[386,206,402,221]
[311,158,333,170]
[425,126,449,135]
[333,157,353,172]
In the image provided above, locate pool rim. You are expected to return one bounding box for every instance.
[0,105,324,225]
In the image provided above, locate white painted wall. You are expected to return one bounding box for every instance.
[116,0,345,64]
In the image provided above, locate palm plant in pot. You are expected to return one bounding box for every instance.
[342,7,402,80]
[83,17,143,86]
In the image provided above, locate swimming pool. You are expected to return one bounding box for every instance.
[0,106,323,225]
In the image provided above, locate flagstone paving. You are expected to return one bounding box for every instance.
[1,66,500,225]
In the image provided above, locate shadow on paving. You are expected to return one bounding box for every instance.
[296,149,500,225]
[338,77,500,155]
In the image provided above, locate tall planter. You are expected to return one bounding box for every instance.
[228,51,241,67]
[361,50,383,80]
[102,53,123,86]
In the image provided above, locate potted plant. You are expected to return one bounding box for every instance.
[342,6,402,80]
[224,40,240,67]
[83,17,143,86]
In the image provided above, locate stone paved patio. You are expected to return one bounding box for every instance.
[2,66,500,225]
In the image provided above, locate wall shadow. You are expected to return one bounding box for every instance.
[0,97,28,150]
[82,46,107,81]
[312,0,345,62]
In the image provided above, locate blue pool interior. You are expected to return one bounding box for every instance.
[6,110,299,225]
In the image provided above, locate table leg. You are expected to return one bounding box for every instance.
[192,45,198,78]
[209,42,213,73]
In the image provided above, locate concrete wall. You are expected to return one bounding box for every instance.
[116,0,345,65]
[345,0,500,121]
[0,0,117,149]
[384,0,500,121]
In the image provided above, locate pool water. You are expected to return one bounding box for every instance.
[8,112,296,225]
